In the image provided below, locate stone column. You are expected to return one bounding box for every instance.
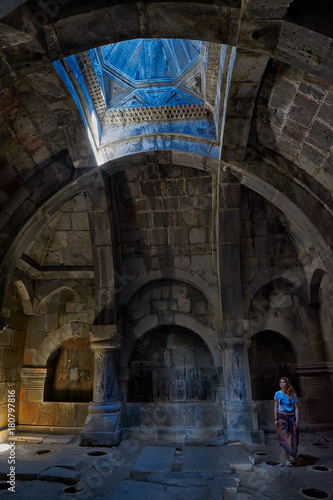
[220,332,263,442]
[81,325,122,446]
[81,175,123,446]
[218,174,264,443]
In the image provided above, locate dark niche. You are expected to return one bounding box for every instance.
[128,326,217,403]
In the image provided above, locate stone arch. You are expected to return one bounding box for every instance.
[118,272,221,324]
[247,275,308,322]
[13,280,33,315]
[127,324,217,403]
[33,321,89,366]
[43,334,93,402]
[244,268,308,317]
[309,268,326,307]
[121,312,220,371]
[247,316,310,361]
[247,277,324,362]
[34,3,331,82]
[236,166,333,277]
[248,330,299,400]
[34,284,93,316]
[106,154,333,286]
[2,151,332,317]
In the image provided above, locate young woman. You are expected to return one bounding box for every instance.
[274,377,299,466]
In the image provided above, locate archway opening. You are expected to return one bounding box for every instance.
[128,325,216,403]
[249,330,300,400]
[44,337,93,402]
[122,325,222,441]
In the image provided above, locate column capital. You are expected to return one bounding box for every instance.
[90,324,121,350]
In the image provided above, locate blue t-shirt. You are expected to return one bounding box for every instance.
[274,390,298,413]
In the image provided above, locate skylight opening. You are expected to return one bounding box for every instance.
[53,39,236,165]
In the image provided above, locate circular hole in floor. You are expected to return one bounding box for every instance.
[265,460,282,466]
[301,488,329,499]
[312,443,328,448]
[35,449,52,455]
[298,454,317,466]
[255,451,268,456]
[0,482,9,490]
[63,486,85,495]
[87,451,107,456]
[311,465,330,472]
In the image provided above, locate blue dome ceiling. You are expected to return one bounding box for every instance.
[89,39,206,109]
[97,39,202,82]
[53,38,236,165]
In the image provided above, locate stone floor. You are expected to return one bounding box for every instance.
[0,430,332,499]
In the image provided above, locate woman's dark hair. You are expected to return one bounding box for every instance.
[279,377,296,398]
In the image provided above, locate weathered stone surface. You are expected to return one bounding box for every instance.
[38,466,80,485]
[0,462,48,480]
[113,480,207,500]
[131,446,176,474]
[0,0,333,455]
[223,444,254,471]
[182,446,231,473]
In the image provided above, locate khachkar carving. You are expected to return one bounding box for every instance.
[81,325,122,446]
[220,331,264,444]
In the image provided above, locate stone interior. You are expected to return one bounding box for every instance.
[0,0,333,453]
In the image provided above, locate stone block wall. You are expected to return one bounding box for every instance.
[127,326,218,403]
[124,279,215,330]
[122,401,223,442]
[18,401,89,431]
[240,187,302,297]
[257,60,333,186]
[44,337,93,403]
[113,165,218,295]
[0,284,26,435]
[23,193,93,267]
[24,284,93,367]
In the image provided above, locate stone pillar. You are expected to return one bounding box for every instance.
[220,331,263,443]
[82,175,123,446]
[218,175,263,443]
[81,325,122,446]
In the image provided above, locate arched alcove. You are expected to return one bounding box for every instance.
[44,337,93,402]
[248,330,300,400]
[122,324,222,441]
[128,325,216,403]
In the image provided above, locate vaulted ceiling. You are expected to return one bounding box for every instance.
[0,0,333,322]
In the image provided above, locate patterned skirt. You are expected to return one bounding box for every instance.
[277,411,299,457]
